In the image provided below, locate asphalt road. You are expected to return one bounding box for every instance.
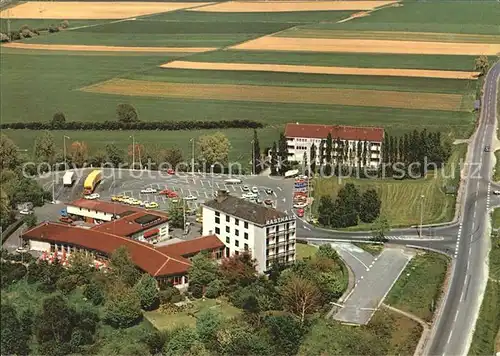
[426,63,500,356]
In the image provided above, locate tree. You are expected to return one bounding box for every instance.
[317,195,334,226]
[325,133,333,164]
[309,143,317,175]
[51,112,66,128]
[474,55,489,76]
[1,303,30,355]
[25,213,38,228]
[316,244,339,261]
[116,103,139,123]
[69,141,88,167]
[252,129,262,174]
[219,251,258,287]
[371,216,390,242]
[0,134,22,171]
[34,131,56,165]
[83,281,105,306]
[0,188,12,228]
[330,183,360,228]
[280,276,321,325]
[278,132,289,174]
[135,274,160,311]
[196,309,222,350]
[270,141,278,176]
[168,199,185,229]
[163,327,198,356]
[264,314,305,356]
[109,246,140,287]
[188,252,218,294]
[105,143,124,168]
[197,132,231,166]
[359,189,381,223]
[163,147,184,170]
[103,283,142,328]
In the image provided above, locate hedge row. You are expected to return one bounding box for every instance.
[1,120,264,131]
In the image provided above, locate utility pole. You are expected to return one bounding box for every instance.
[63,135,70,170]
[130,134,135,170]
[211,164,215,197]
[251,140,255,175]
[190,138,195,176]
[52,172,56,204]
[419,194,425,238]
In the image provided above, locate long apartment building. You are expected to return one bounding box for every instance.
[285,123,384,168]
[202,191,296,273]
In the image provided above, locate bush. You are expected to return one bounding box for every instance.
[0,33,10,42]
[189,284,203,299]
[60,20,70,29]
[56,274,80,294]
[205,279,224,299]
[103,289,142,328]
[116,103,139,123]
[51,112,66,128]
[83,282,105,306]
[48,25,59,33]
[159,286,183,304]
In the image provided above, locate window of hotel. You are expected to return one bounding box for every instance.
[226,236,230,244]
[215,227,220,234]
[226,226,230,233]
[235,219,239,226]
[244,243,248,251]
[215,211,220,217]
[215,217,220,224]
[244,232,248,240]
[235,229,239,236]
[235,240,239,247]
[244,221,248,229]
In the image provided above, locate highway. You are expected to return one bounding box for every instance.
[426,62,500,356]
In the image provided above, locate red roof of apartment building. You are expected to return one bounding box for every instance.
[285,123,384,142]
[92,211,168,237]
[22,222,223,277]
[68,199,142,216]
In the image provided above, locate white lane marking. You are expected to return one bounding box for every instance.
[273,192,277,197]
[208,181,212,187]
[216,182,220,189]
[454,310,459,323]
[200,180,204,187]
[204,192,208,198]
[277,187,283,191]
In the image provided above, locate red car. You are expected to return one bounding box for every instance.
[159,189,172,195]
[168,192,178,198]
[59,216,73,224]
[167,169,175,175]
[297,209,304,218]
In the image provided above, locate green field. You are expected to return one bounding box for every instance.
[386,252,450,322]
[134,67,475,94]
[313,144,467,228]
[187,50,480,71]
[307,1,500,34]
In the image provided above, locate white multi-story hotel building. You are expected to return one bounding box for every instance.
[285,123,384,168]
[202,191,296,273]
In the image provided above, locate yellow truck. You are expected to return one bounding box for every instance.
[83,170,102,195]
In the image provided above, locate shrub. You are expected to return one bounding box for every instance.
[0,33,10,42]
[48,25,59,33]
[56,274,79,294]
[189,284,203,299]
[116,103,139,123]
[83,282,105,305]
[159,286,183,304]
[51,112,66,128]
[60,20,70,29]
[205,279,224,299]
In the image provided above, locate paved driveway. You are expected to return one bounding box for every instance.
[334,247,414,325]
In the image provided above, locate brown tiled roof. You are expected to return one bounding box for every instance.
[157,235,225,257]
[203,194,290,226]
[23,222,191,277]
[285,123,384,142]
[92,212,168,237]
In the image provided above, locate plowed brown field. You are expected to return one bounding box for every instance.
[231,36,500,55]
[160,60,480,80]
[190,1,396,12]
[1,43,216,53]
[0,1,212,19]
[81,78,465,112]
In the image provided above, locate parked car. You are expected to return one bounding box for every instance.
[140,201,148,207]
[141,187,157,194]
[494,190,500,195]
[19,209,34,215]
[265,188,273,195]
[251,186,259,194]
[16,246,29,253]
[184,195,197,201]
[256,198,263,204]
[59,216,73,224]
[145,202,159,209]
[242,185,249,191]
[167,169,175,175]
[264,199,273,205]
[111,195,124,202]
[159,189,170,195]
[293,202,307,209]
[485,145,491,152]
[168,192,179,198]
[130,199,141,205]
[297,209,304,218]
[84,193,100,200]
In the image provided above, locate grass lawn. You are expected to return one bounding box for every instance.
[494,151,500,181]
[492,209,500,231]
[316,1,500,35]
[386,252,450,322]
[313,144,467,228]
[295,243,317,260]
[144,298,240,331]
[490,231,500,282]
[352,243,384,257]
[299,309,422,355]
[188,50,480,71]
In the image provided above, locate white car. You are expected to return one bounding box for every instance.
[494,190,500,195]
[251,186,259,194]
[243,193,257,199]
[84,193,100,200]
[183,195,197,201]
[141,187,157,194]
[16,246,29,253]
[19,209,33,215]
[293,202,308,209]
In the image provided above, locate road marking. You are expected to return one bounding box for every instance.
[273,192,277,197]
[204,192,208,198]
[303,225,311,231]
[216,182,220,189]
[277,187,283,191]
[208,181,212,187]
[200,180,204,187]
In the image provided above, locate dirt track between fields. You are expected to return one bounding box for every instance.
[1,43,216,53]
[0,1,212,19]
[161,60,480,80]
[81,78,466,112]
[231,36,500,55]
[190,1,397,12]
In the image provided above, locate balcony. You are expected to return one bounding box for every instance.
[267,239,294,248]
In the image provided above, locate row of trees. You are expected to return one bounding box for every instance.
[0,22,69,43]
[317,183,381,228]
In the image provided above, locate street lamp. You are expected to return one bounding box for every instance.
[211,164,215,197]
[251,140,255,175]
[129,134,135,170]
[63,135,70,170]
[190,138,195,176]
[419,194,425,238]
